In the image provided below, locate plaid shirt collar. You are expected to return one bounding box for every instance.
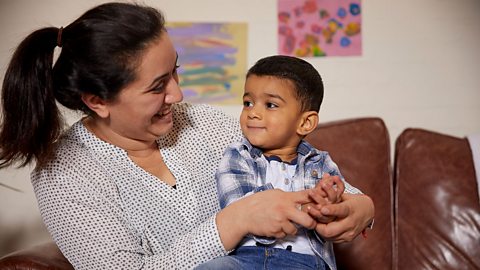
[239,137,317,161]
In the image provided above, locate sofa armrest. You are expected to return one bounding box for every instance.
[0,241,73,270]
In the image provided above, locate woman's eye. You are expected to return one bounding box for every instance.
[151,83,165,93]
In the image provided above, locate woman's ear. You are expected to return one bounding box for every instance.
[297,111,319,136]
[81,93,109,118]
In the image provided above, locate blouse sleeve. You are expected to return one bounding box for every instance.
[33,161,227,269]
[321,152,362,195]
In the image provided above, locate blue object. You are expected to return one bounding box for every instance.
[340,37,351,47]
[350,3,361,16]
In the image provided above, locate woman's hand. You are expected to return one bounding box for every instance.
[312,193,374,243]
[216,189,317,250]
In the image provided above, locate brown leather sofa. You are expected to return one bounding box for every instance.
[1,118,479,270]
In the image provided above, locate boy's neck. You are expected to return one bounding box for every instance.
[262,146,298,163]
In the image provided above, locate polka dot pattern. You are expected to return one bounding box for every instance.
[31,103,242,269]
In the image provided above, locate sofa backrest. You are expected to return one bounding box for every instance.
[306,117,394,270]
[394,128,480,270]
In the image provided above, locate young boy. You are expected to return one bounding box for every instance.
[199,55,362,270]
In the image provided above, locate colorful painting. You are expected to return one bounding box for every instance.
[278,0,362,57]
[166,22,247,104]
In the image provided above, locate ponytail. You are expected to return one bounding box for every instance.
[0,27,64,168]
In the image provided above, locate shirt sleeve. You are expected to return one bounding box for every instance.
[321,153,362,195]
[215,143,278,245]
[32,162,226,269]
[216,144,267,209]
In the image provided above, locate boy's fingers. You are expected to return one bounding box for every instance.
[321,174,344,203]
[308,190,328,205]
[322,181,338,203]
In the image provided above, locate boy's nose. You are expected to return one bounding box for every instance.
[248,107,261,119]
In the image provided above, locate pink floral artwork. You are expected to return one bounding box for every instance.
[278,0,362,57]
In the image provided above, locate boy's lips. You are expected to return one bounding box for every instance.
[247,125,265,130]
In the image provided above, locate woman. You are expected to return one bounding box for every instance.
[0,2,374,269]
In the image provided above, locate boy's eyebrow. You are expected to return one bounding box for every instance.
[265,92,286,103]
[146,53,179,90]
[243,91,286,103]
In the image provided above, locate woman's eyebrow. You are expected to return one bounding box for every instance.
[147,73,169,89]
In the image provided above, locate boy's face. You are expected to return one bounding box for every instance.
[240,75,304,155]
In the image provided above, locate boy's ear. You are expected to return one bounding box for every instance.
[297,111,319,136]
[81,93,110,118]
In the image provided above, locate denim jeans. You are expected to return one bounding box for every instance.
[195,246,327,270]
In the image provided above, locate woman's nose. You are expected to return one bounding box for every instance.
[165,75,183,104]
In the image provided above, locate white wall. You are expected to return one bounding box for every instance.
[1,0,479,255]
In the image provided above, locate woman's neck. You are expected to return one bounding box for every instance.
[82,117,157,153]
[82,116,176,186]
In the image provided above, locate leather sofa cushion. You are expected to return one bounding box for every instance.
[395,128,480,269]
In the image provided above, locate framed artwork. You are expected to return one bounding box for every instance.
[278,0,362,57]
[167,22,247,104]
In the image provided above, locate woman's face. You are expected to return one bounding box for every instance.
[102,32,183,143]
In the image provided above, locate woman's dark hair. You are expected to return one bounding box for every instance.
[0,2,166,168]
[246,55,324,112]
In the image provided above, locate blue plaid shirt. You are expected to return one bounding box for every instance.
[216,138,362,270]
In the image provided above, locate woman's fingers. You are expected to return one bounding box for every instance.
[320,198,350,218]
[239,189,317,236]
[286,190,317,229]
[315,219,355,243]
[281,221,298,236]
[315,194,374,243]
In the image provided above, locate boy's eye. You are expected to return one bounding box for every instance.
[266,103,278,109]
[243,101,253,107]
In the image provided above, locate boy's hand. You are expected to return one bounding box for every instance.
[316,173,345,204]
[300,173,345,223]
